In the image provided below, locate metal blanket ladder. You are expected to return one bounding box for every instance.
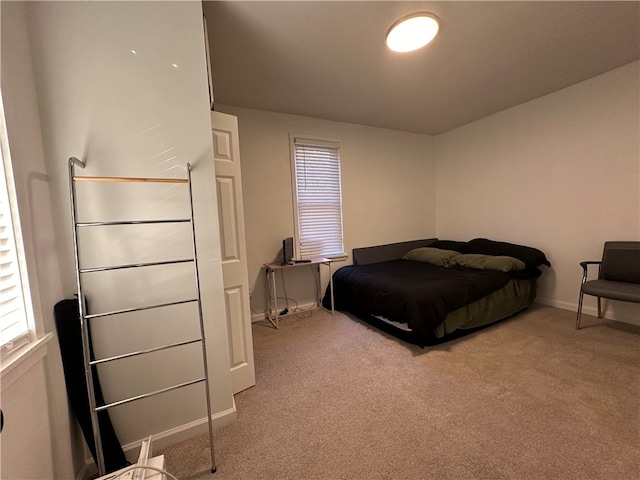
[68,157,216,476]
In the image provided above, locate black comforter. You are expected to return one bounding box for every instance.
[323,259,511,343]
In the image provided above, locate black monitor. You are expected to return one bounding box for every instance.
[282,237,294,265]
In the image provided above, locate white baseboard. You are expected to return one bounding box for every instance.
[121,402,237,458]
[536,297,576,312]
[251,302,319,323]
[79,402,237,479]
[536,297,640,326]
[255,298,639,326]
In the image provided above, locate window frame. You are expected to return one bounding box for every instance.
[289,134,346,261]
[0,93,37,358]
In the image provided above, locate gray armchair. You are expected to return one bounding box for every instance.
[576,241,640,329]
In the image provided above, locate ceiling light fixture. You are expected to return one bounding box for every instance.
[386,13,440,53]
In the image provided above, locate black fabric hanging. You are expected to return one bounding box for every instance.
[54,298,128,473]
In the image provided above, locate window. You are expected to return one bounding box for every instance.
[290,136,345,260]
[0,94,33,354]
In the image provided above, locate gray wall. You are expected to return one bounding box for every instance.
[216,105,436,315]
[1,2,236,477]
[436,61,640,324]
[220,61,640,325]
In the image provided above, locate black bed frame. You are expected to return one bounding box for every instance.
[352,238,437,266]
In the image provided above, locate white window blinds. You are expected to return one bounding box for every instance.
[292,137,345,259]
[0,98,30,351]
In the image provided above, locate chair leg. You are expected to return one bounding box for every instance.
[597,297,602,318]
[576,291,585,330]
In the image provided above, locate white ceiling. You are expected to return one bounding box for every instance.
[203,1,640,136]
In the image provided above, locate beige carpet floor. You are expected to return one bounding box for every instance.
[159,305,639,480]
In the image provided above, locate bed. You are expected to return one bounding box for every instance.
[322,238,551,346]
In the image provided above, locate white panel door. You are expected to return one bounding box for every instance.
[211,111,255,393]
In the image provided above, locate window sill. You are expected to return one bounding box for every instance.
[326,254,348,262]
[1,332,53,391]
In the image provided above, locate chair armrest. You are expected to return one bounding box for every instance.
[580,260,602,282]
[580,260,601,269]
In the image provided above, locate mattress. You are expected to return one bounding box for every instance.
[324,237,549,346]
[325,259,516,344]
[372,277,536,340]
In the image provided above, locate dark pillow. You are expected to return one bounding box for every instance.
[428,239,467,252]
[403,247,461,267]
[452,254,526,272]
[460,238,551,270]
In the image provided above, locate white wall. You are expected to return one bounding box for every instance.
[435,61,640,324]
[20,0,234,466]
[1,2,82,478]
[215,105,436,314]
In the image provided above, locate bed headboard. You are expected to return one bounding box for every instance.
[352,238,438,265]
